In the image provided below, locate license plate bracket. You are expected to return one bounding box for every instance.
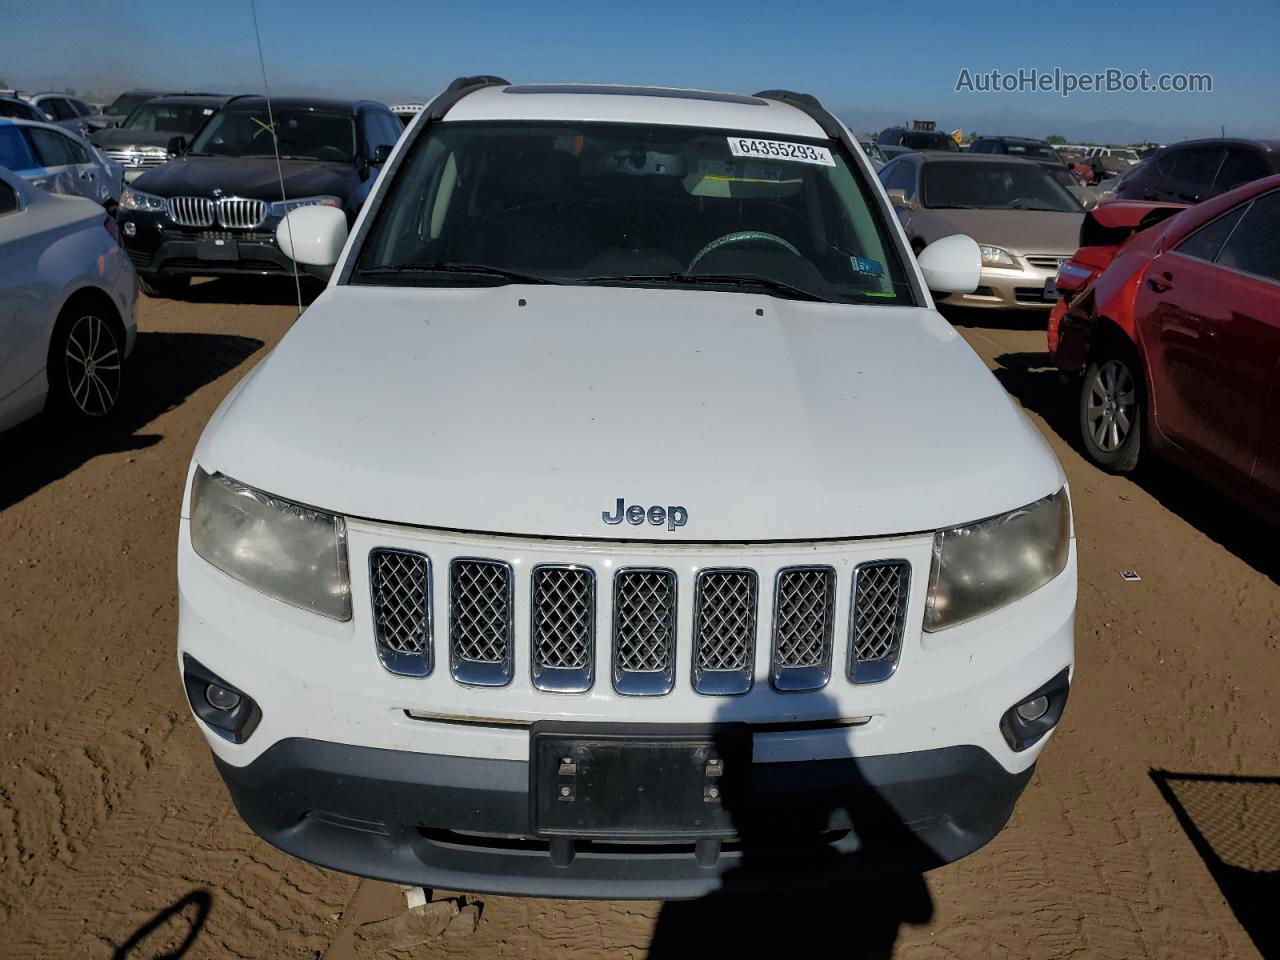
[529,723,750,839]
[1043,276,1058,301]
[196,237,239,261]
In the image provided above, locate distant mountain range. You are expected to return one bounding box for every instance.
[835,105,1246,146]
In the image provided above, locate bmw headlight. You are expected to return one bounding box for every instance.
[979,244,1017,268]
[190,467,351,621]
[924,488,1071,632]
[268,195,342,217]
[119,187,166,212]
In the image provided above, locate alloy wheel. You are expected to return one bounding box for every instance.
[1086,358,1136,452]
[64,314,122,417]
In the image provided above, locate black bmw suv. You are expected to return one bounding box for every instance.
[117,95,401,296]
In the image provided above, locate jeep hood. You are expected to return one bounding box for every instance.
[195,285,1064,540]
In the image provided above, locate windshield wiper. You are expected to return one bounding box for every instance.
[355,262,562,285]
[574,272,831,303]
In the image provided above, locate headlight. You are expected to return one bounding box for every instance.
[190,467,351,621]
[979,244,1017,268]
[268,195,342,217]
[924,488,1071,632]
[119,187,166,212]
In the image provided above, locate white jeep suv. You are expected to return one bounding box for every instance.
[177,78,1075,899]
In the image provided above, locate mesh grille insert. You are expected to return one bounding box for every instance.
[369,549,431,676]
[772,567,835,690]
[449,559,513,683]
[531,566,594,673]
[849,561,910,682]
[693,570,757,693]
[613,569,676,694]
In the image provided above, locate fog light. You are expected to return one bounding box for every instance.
[1016,696,1049,722]
[122,221,136,237]
[205,683,241,712]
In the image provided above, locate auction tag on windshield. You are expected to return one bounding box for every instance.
[727,137,835,166]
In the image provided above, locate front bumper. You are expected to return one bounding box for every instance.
[940,260,1062,310]
[118,209,330,280]
[212,734,1035,899]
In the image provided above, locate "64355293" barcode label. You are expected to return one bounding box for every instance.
[726,137,835,166]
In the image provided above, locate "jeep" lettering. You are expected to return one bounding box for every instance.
[601,498,688,532]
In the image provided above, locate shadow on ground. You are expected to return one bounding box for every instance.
[989,349,1280,583]
[111,889,212,959]
[0,331,263,510]
[1150,771,1280,958]
[648,692,935,958]
[938,303,1051,332]
[173,276,323,308]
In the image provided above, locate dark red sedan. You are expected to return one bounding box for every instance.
[1050,175,1280,523]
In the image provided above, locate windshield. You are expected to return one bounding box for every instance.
[189,105,356,162]
[1004,142,1064,164]
[107,93,155,116]
[905,131,959,152]
[351,121,914,305]
[923,160,1081,212]
[122,102,217,135]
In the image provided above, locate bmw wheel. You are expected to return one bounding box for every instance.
[1079,350,1142,473]
[49,309,125,420]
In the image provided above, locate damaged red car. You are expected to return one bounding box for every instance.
[1049,175,1280,523]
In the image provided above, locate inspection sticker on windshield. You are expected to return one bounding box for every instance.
[727,137,835,166]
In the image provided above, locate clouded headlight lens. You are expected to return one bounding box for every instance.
[268,194,342,217]
[190,467,351,621]
[924,488,1071,632]
[979,245,1017,268]
[119,187,166,212]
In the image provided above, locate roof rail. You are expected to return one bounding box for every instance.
[753,89,843,139]
[426,75,509,121]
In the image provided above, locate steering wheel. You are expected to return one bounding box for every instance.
[687,231,801,272]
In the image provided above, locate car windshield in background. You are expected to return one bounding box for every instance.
[107,93,154,117]
[1005,143,1064,163]
[906,131,959,152]
[0,99,43,121]
[923,160,1081,212]
[122,103,216,135]
[352,121,914,305]
[189,106,356,163]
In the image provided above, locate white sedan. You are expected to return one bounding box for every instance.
[0,166,137,431]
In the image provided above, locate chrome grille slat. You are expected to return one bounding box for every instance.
[848,561,911,684]
[1026,255,1067,270]
[448,559,513,686]
[612,568,676,696]
[692,569,757,695]
[369,549,431,676]
[167,195,214,227]
[531,565,595,693]
[771,566,836,691]
[104,147,167,168]
[216,196,267,229]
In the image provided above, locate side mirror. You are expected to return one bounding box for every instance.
[887,189,914,209]
[276,205,348,268]
[916,234,981,294]
[167,136,187,157]
[373,143,393,165]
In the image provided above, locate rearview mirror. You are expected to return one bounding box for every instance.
[276,205,348,268]
[916,234,981,294]
[167,136,187,157]
[373,143,394,164]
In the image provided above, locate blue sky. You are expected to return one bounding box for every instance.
[4,0,1276,140]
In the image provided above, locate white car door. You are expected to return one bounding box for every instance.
[0,177,51,427]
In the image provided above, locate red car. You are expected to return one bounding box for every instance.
[1050,175,1280,523]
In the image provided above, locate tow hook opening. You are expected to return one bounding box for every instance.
[1000,667,1070,752]
[182,653,262,744]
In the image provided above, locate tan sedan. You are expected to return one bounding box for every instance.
[879,153,1084,309]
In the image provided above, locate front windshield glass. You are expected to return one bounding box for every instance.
[122,102,217,135]
[923,160,1081,212]
[189,105,356,162]
[352,121,914,305]
[108,93,154,116]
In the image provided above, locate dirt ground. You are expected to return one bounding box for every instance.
[1,284,1276,959]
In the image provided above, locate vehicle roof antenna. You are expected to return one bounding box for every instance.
[249,0,303,317]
